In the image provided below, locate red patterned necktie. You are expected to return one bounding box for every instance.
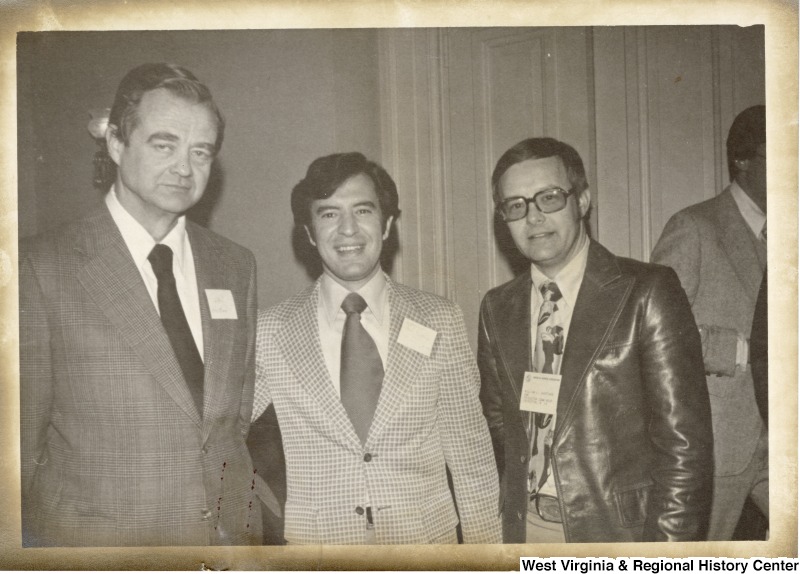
[340,292,384,444]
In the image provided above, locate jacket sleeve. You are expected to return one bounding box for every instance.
[436,302,502,543]
[247,303,282,519]
[639,266,714,541]
[19,250,54,539]
[477,297,505,485]
[251,310,274,423]
[652,212,739,377]
[239,251,258,434]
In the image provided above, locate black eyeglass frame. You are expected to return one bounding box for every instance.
[496,187,576,222]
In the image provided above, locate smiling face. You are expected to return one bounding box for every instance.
[107,88,218,241]
[499,156,590,278]
[305,173,393,290]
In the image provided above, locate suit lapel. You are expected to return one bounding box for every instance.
[188,224,237,436]
[274,282,361,446]
[716,191,764,303]
[555,241,632,438]
[77,206,202,427]
[489,274,532,429]
[366,281,429,444]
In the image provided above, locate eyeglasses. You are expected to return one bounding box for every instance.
[497,187,575,222]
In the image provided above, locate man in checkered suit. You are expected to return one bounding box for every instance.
[251,152,501,545]
[20,63,261,546]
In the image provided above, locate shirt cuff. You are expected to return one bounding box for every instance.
[736,333,750,371]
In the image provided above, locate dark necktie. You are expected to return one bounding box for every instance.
[148,244,204,416]
[340,292,384,444]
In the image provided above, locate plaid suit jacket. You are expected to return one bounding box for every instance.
[251,276,501,545]
[20,204,261,546]
[652,189,766,476]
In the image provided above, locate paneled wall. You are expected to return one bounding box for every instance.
[379,25,765,343]
[18,27,764,345]
[593,26,766,260]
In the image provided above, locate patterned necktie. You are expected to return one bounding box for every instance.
[148,244,204,416]
[340,292,384,444]
[529,280,564,496]
[535,281,564,375]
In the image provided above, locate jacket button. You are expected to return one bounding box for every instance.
[363,453,372,462]
[517,511,523,521]
[520,455,526,464]
[201,446,208,455]
[355,506,365,515]
[201,509,212,520]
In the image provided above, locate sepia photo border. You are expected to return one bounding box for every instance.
[0,0,796,569]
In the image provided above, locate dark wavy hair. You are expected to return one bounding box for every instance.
[291,152,400,229]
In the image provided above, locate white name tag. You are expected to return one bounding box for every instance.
[205,289,238,319]
[397,318,437,357]
[520,371,562,415]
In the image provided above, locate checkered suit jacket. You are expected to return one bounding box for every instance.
[20,204,262,546]
[251,276,501,545]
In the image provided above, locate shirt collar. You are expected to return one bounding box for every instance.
[529,234,589,310]
[730,180,766,239]
[319,270,388,326]
[105,187,188,272]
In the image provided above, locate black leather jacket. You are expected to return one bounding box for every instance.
[478,241,713,543]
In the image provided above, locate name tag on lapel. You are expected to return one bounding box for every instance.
[397,318,437,357]
[520,372,561,415]
[205,289,238,319]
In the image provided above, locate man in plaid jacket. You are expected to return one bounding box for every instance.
[20,63,261,546]
[251,152,501,545]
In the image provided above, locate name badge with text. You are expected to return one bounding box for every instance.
[205,289,238,319]
[520,371,562,415]
[397,318,437,357]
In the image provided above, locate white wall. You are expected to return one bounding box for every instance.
[378,25,765,345]
[17,29,382,308]
[18,26,765,340]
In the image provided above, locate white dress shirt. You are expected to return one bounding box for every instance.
[529,235,590,369]
[730,180,766,239]
[318,270,390,396]
[105,189,204,359]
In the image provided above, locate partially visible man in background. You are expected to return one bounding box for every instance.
[652,105,768,540]
[251,152,501,545]
[20,63,261,546]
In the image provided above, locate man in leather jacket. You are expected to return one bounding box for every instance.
[478,137,713,543]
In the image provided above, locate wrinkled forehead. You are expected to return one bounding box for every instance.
[499,156,570,197]
[131,88,217,126]
[132,90,218,136]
